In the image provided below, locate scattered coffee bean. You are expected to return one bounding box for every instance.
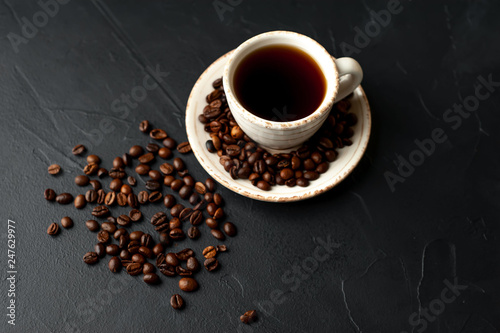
[92,205,110,218]
[126,262,143,276]
[177,142,191,154]
[61,216,73,228]
[83,163,99,175]
[56,193,73,205]
[175,248,194,261]
[109,256,121,273]
[170,294,184,310]
[95,243,106,258]
[129,209,142,222]
[204,258,219,272]
[47,223,59,235]
[83,252,99,265]
[158,147,172,159]
[48,164,61,175]
[97,168,108,178]
[216,245,227,252]
[97,230,110,243]
[210,229,225,241]
[85,189,97,203]
[44,189,56,201]
[72,144,86,155]
[129,145,144,158]
[74,194,86,209]
[87,154,101,165]
[75,175,90,186]
[240,310,257,324]
[187,226,200,239]
[186,257,200,272]
[223,222,237,237]
[139,120,150,133]
[85,220,100,232]
[179,277,198,292]
[203,246,216,259]
[150,129,167,140]
[163,137,177,149]
[143,263,156,274]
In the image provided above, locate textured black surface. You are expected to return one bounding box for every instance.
[1,1,500,332]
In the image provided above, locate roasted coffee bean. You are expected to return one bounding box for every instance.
[173,158,185,171]
[61,216,73,229]
[159,232,170,247]
[113,157,124,169]
[186,257,200,272]
[164,175,175,187]
[179,185,193,200]
[316,162,329,174]
[129,209,142,222]
[96,189,105,204]
[145,180,161,191]
[206,203,217,216]
[119,235,129,249]
[108,179,122,192]
[121,184,133,196]
[130,230,144,241]
[138,191,149,204]
[170,179,184,192]
[179,277,198,292]
[75,175,90,186]
[159,162,174,175]
[143,263,156,274]
[169,217,181,229]
[170,204,184,217]
[153,243,164,256]
[109,167,125,179]
[72,144,86,155]
[189,193,200,205]
[176,248,194,261]
[120,249,131,260]
[83,252,99,265]
[104,191,116,206]
[189,210,202,226]
[159,264,176,277]
[205,218,218,229]
[223,222,237,237]
[139,120,150,133]
[108,256,121,273]
[194,182,206,195]
[176,266,192,276]
[148,170,162,182]
[151,212,167,226]
[126,262,143,276]
[213,193,223,206]
[114,228,127,239]
[128,241,141,254]
[47,223,59,235]
[256,180,270,191]
[139,246,154,259]
[179,207,193,221]
[187,226,200,239]
[73,195,86,209]
[116,193,127,206]
[165,253,179,266]
[101,222,117,233]
[194,199,208,211]
[163,137,177,149]
[97,168,108,178]
[158,147,172,159]
[150,129,167,140]
[226,145,241,157]
[132,253,145,265]
[204,257,219,271]
[285,178,296,187]
[85,189,97,203]
[86,154,101,165]
[163,194,176,208]
[141,233,154,248]
[280,168,294,180]
[107,244,120,256]
[205,178,216,192]
[170,294,184,310]
[206,140,216,152]
[90,180,101,192]
[203,246,216,259]
[211,229,226,241]
[135,164,150,175]
[240,310,257,324]
[120,153,130,167]
[216,244,227,252]
[213,207,224,220]
[303,171,319,180]
[48,164,61,175]
[117,215,131,227]
[83,163,99,175]
[177,142,191,154]
[92,206,109,217]
[86,220,100,232]
[56,193,73,205]
[44,188,56,201]
[97,230,110,243]
[139,153,155,164]
[95,243,106,258]
[169,228,185,240]
[146,143,160,154]
[129,145,144,158]
[127,193,138,208]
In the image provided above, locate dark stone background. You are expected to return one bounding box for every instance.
[1,0,499,332]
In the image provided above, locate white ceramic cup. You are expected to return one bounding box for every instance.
[223,30,363,152]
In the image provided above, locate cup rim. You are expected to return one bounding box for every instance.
[223,30,339,130]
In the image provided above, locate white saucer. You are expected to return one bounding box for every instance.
[185,50,371,202]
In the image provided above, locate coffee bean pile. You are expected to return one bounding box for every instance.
[199,77,357,190]
[44,120,237,310]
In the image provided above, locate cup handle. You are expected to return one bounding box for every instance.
[334,57,363,101]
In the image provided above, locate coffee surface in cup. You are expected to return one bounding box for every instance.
[234,44,326,122]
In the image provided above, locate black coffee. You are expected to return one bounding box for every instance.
[234,44,326,122]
